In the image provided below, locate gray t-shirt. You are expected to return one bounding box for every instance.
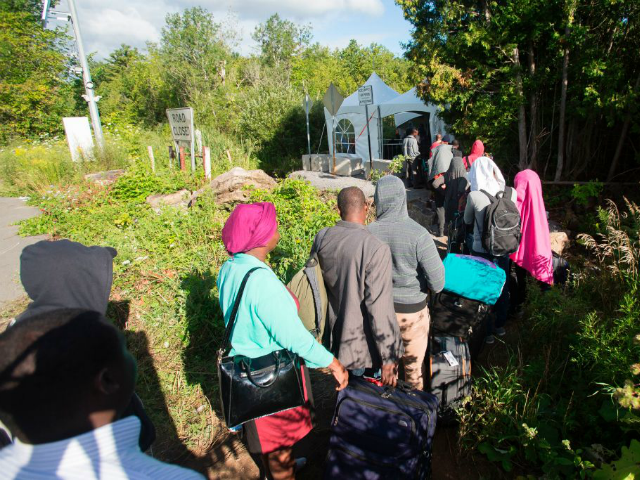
[464,189,517,253]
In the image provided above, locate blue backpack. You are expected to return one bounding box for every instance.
[443,254,506,305]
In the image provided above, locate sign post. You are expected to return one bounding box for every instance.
[166,107,195,172]
[358,85,374,176]
[323,83,344,174]
[303,94,313,156]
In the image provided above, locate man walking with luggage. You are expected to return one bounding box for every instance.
[312,187,403,386]
[369,176,445,390]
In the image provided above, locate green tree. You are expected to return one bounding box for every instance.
[160,7,230,103]
[252,14,311,69]
[0,11,75,141]
[397,0,640,180]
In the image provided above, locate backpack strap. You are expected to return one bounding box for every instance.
[220,267,262,355]
[480,189,497,203]
[307,227,330,334]
[304,259,323,335]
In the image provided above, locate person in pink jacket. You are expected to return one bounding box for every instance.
[463,140,484,170]
[510,170,554,310]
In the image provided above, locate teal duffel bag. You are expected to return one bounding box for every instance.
[443,254,506,305]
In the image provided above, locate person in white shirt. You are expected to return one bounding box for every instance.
[0,308,203,480]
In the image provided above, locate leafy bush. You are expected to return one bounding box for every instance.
[460,198,640,477]
[250,178,339,281]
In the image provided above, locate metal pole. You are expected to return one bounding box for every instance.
[365,104,373,175]
[306,110,311,156]
[67,0,104,149]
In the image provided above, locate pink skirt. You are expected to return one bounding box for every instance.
[244,365,314,454]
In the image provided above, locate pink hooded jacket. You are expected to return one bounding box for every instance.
[509,170,554,285]
[463,140,484,169]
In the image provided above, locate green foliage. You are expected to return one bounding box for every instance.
[593,439,640,480]
[110,166,188,202]
[571,181,604,206]
[389,154,405,174]
[457,197,640,477]
[0,136,129,195]
[397,0,640,179]
[252,14,311,69]
[16,174,337,458]
[250,179,339,282]
[0,11,75,142]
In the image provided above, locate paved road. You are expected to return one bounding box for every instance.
[0,198,48,310]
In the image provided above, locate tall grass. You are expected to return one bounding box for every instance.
[0,124,260,196]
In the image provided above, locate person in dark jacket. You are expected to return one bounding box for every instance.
[368,176,444,389]
[12,239,156,451]
[312,187,403,386]
[443,156,469,226]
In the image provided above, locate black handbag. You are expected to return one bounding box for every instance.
[217,267,307,429]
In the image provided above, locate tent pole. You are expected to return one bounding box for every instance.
[332,117,336,174]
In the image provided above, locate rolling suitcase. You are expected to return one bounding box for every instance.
[427,335,472,423]
[324,375,438,480]
[429,291,489,361]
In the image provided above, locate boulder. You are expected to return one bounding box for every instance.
[208,167,277,204]
[146,189,192,213]
[549,232,571,255]
[84,169,126,186]
[550,231,570,256]
[407,198,436,230]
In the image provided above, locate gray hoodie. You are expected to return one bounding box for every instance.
[368,176,445,312]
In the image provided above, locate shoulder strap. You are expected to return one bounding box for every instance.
[220,267,262,354]
[480,189,497,203]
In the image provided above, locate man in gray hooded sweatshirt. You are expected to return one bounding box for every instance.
[368,176,445,390]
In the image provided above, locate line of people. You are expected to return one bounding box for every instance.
[0,141,556,479]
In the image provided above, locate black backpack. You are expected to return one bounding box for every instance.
[480,188,522,256]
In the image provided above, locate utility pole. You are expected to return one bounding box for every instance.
[43,0,104,149]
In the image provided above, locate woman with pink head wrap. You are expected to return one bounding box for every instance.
[217,202,348,480]
[510,170,554,312]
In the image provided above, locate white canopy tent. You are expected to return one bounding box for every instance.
[324,73,448,163]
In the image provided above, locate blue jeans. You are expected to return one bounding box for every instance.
[472,251,510,336]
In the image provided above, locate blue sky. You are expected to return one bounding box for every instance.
[49,0,414,59]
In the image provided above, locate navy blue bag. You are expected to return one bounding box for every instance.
[324,375,438,479]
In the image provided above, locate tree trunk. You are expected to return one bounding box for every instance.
[513,46,528,170]
[607,72,640,181]
[528,42,539,170]
[555,2,575,181]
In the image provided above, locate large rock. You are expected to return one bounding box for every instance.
[550,231,570,256]
[84,169,126,186]
[407,198,436,230]
[146,189,192,213]
[208,167,276,204]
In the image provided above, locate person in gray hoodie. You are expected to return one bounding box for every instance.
[368,176,445,390]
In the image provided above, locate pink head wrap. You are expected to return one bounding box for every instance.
[222,202,278,254]
[509,170,554,285]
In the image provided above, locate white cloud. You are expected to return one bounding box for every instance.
[50,0,387,58]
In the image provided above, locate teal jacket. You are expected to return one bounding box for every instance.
[217,253,334,368]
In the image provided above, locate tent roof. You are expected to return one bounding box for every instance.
[336,72,399,114]
[379,87,436,117]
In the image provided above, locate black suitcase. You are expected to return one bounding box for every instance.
[324,376,438,479]
[429,291,489,361]
[427,335,472,423]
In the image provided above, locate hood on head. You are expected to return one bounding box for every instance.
[470,140,484,157]
[374,175,407,220]
[17,239,116,322]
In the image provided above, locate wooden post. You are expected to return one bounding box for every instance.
[147,146,155,173]
[168,146,175,169]
[203,147,211,180]
[179,146,186,171]
[226,149,232,164]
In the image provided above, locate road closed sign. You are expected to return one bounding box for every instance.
[166,107,194,142]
